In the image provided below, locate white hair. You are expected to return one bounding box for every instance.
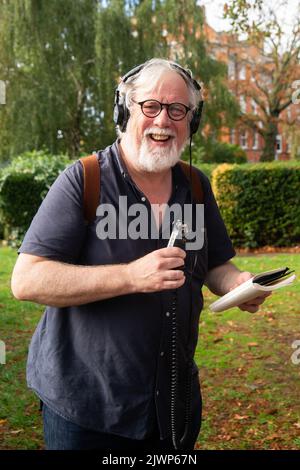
[116,58,203,137]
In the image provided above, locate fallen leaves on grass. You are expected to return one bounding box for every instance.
[234,414,250,420]
[10,429,24,435]
[213,337,223,344]
[264,433,281,441]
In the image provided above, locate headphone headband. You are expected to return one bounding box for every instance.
[114,60,203,135]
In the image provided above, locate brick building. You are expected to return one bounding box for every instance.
[203,22,300,162]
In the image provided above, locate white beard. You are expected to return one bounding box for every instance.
[135,131,188,173]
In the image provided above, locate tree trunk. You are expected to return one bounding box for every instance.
[260,120,278,161]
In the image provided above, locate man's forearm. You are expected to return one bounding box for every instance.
[11,247,186,308]
[11,257,132,307]
[204,261,242,296]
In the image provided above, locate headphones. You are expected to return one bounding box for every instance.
[113,61,203,136]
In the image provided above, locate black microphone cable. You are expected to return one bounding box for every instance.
[170,136,199,450]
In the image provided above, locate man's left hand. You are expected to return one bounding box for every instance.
[229,271,272,314]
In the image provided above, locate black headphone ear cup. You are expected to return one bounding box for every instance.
[189,102,203,136]
[113,102,123,127]
[113,91,130,132]
[120,105,130,132]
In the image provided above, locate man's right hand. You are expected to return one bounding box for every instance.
[126,247,186,293]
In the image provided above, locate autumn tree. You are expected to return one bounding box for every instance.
[224,0,300,161]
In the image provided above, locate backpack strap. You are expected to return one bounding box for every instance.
[178,160,204,204]
[79,155,204,224]
[79,154,100,224]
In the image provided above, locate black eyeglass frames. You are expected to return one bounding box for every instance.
[133,99,191,121]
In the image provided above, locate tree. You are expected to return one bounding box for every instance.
[224,0,300,161]
[95,0,137,149]
[0,0,240,161]
[0,0,99,159]
[132,0,240,157]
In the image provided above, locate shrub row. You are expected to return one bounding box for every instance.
[212,162,300,248]
[0,152,299,248]
[0,151,72,247]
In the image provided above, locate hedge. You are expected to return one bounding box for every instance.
[212,162,300,248]
[1,152,299,249]
[0,151,72,247]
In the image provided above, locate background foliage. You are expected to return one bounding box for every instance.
[0,151,71,246]
[0,0,239,161]
[1,155,299,248]
[212,162,300,247]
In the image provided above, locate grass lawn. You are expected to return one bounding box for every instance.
[0,246,299,450]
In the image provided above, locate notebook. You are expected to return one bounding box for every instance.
[209,267,296,313]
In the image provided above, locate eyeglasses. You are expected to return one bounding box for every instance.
[133,99,191,121]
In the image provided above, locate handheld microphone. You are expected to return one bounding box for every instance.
[167,220,189,250]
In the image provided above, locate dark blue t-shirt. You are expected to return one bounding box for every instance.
[19,141,235,440]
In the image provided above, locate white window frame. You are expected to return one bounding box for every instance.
[251,98,258,114]
[252,131,259,150]
[240,95,246,113]
[239,64,246,80]
[276,135,282,153]
[228,60,235,80]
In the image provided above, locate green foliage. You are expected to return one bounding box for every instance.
[208,141,247,164]
[0,0,240,161]
[0,0,99,160]
[195,163,219,181]
[0,151,71,247]
[212,163,300,248]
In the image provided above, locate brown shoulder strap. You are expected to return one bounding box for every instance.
[79,154,100,224]
[79,156,202,223]
[178,160,204,203]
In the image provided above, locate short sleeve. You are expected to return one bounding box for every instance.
[18,161,86,263]
[200,171,236,270]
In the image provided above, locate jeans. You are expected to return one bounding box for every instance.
[42,403,198,451]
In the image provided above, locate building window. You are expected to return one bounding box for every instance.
[240,130,247,149]
[239,95,246,113]
[252,131,258,149]
[251,99,258,114]
[239,64,246,80]
[228,59,235,80]
[276,135,282,153]
[230,129,235,144]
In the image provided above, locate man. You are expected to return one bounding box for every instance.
[11,58,269,451]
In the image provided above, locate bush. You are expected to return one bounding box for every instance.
[212,163,300,248]
[210,142,247,164]
[0,151,72,247]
